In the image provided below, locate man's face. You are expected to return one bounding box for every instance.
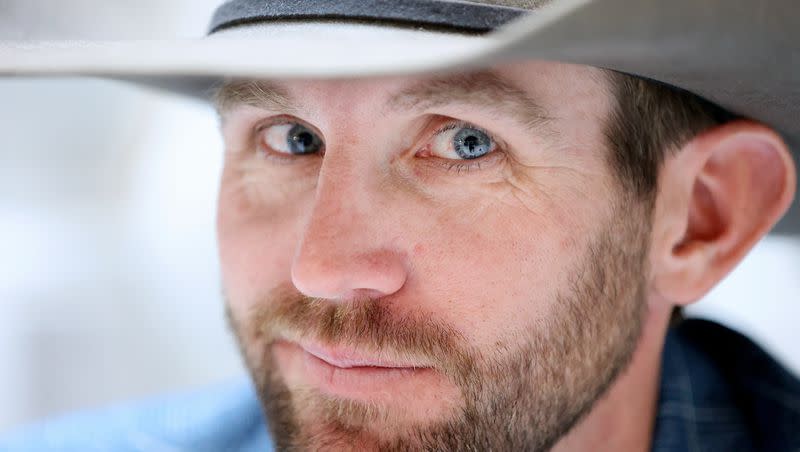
[217,61,651,450]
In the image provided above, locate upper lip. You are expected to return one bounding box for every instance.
[297,341,427,369]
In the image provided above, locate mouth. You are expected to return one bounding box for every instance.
[271,339,437,399]
[299,342,427,369]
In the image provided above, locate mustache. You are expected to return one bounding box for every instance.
[248,283,477,383]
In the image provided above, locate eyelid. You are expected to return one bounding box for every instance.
[252,116,325,161]
[432,121,494,141]
[426,120,503,158]
[441,120,502,145]
[254,115,325,138]
[415,119,507,176]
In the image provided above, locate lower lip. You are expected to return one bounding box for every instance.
[272,341,432,398]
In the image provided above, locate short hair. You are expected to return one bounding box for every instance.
[604,73,743,325]
[604,72,739,202]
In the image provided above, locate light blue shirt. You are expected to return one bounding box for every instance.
[0,378,271,452]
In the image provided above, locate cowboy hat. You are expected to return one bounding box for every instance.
[1,0,797,234]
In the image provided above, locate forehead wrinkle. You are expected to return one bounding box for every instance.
[387,70,555,135]
[214,79,299,119]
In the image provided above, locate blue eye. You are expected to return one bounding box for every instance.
[453,127,493,159]
[287,124,323,155]
[259,122,324,156]
[430,124,497,162]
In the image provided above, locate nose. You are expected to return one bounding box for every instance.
[290,149,407,302]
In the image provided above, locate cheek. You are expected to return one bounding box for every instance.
[219,228,294,314]
[403,193,578,348]
[216,151,608,353]
[217,168,311,314]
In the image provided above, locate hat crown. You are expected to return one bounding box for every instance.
[208,0,535,35]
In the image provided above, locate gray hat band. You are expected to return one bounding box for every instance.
[208,0,530,35]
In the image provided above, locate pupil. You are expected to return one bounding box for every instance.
[453,127,491,159]
[296,132,313,148]
[464,135,479,151]
[288,124,321,155]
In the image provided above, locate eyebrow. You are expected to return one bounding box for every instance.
[214,79,298,118]
[387,70,554,134]
[214,70,555,134]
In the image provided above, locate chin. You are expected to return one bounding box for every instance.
[264,383,468,451]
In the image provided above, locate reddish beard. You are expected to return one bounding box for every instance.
[226,213,650,451]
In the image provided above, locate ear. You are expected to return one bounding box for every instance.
[650,121,797,306]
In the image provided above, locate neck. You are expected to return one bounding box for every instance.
[551,302,672,452]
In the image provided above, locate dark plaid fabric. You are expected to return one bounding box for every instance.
[652,318,800,452]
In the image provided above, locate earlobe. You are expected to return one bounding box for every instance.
[651,121,797,306]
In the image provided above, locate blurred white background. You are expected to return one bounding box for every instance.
[0,0,798,435]
[0,0,244,432]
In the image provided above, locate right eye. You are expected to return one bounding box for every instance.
[259,122,324,156]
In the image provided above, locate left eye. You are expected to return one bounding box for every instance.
[431,125,496,160]
[260,122,324,156]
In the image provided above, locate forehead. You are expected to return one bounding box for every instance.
[215,61,613,123]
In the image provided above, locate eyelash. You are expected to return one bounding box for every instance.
[423,121,505,175]
[252,118,505,175]
[253,117,323,165]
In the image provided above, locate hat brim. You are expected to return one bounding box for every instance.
[1,0,798,234]
[0,22,497,98]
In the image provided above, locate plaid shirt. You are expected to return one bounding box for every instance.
[652,318,800,452]
[2,319,798,451]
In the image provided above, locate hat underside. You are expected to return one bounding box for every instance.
[0,0,797,234]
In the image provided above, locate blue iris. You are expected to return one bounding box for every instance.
[288,124,323,155]
[453,127,492,159]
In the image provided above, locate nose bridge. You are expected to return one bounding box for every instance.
[307,127,380,243]
[290,132,407,301]
[303,91,377,245]
[308,143,365,236]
